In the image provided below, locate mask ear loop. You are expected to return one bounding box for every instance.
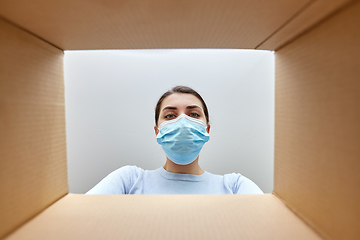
[155,125,160,136]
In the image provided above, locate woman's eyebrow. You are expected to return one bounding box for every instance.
[186,105,203,110]
[162,106,177,111]
[162,105,203,111]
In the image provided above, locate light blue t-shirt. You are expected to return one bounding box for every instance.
[86,165,263,195]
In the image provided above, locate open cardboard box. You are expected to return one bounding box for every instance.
[1,0,359,239]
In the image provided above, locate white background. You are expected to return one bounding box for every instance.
[64,49,274,193]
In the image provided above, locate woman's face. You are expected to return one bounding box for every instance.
[155,93,210,134]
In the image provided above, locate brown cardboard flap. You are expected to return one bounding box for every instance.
[0,0,310,50]
[257,0,353,50]
[274,1,360,239]
[0,18,68,239]
[5,194,321,240]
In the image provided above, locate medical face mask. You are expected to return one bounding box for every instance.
[156,114,210,165]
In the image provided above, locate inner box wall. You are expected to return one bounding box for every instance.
[274,1,360,239]
[0,18,68,239]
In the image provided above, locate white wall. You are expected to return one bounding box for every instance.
[64,49,274,193]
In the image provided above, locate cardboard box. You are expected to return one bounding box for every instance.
[0,0,359,239]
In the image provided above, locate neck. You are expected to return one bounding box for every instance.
[163,157,204,175]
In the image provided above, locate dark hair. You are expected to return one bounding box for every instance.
[155,85,209,126]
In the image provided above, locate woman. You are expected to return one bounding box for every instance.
[86,86,263,194]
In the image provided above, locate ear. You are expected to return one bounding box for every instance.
[154,125,159,135]
[206,124,211,134]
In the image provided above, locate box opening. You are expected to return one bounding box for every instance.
[64,49,275,194]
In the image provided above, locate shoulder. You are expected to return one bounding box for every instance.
[86,165,144,194]
[109,165,146,186]
[224,172,264,194]
[111,165,144,178]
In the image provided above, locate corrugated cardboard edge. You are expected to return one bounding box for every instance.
[257,0,354,50]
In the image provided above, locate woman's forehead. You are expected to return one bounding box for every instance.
[160,93,203,110]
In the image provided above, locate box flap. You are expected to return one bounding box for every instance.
[5,194,321,240]
[0,0,310,50]
[274,1,360,239]
[0,18,68,239]
[257,0,353,50]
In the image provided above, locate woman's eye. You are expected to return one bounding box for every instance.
[165,114,175,119]
[189,112,200,118]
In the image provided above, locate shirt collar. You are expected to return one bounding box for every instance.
[157,167,209,182]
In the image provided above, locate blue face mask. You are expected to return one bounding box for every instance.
[156,114,210,165]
